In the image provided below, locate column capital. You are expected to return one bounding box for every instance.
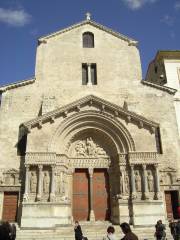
[88,168,94,177]
[142,164,146,170]
[154,164,159,169]
[130,164,134,170]
[25,164,30,170]
[38,164,43,170]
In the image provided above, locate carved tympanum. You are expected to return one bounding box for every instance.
[74,137,107,157]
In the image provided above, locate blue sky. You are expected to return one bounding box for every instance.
[0,0,180,86]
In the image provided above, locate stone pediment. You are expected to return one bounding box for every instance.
[21,95,159,134]
[38,19,137,46]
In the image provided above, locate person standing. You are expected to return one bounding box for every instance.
[155,220,166,240]
[120,222,138,240]
[74,221,83,240]
[10,223,16,240]
[176,220,180,240]
[103,226,116,240]
[169,220,176,240]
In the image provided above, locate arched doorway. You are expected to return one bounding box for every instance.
[49,111,135,222]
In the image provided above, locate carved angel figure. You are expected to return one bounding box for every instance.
[75,141,86,157]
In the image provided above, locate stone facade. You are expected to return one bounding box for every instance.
[0,16,180,228]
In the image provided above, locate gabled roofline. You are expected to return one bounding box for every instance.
[21,94,159,132]
[39,19,138,46]
[0,77,35,92]
[141,80,177,95]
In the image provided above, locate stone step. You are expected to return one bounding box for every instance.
[16,224,173,240]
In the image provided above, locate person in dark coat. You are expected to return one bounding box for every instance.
[169,220,176,240]
[120,222,138,240]
[0,221,11,240]
[10,223,16,240]
[74,221,83,240]
[176,220,180,240]
[155,220,166,240]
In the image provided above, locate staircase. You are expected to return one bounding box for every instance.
[16,222,173,240]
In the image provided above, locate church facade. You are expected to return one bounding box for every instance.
[0,15,180,228]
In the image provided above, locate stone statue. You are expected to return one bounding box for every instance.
[43,172,50,193]
[135,171,141,192]
[124,173,129,193]
[30,172,37,193]
[9,174,15,185]
[147,171,154,192]
[86,137,96,156]
[119,173,123,194]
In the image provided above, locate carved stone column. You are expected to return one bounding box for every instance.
[24,165,29,200]
[37,165,43,201]
[89,168,95,221]
[154,164,161,200]
[142,165,149,199]
[50,165,56,202]
[87,63,92,85]
[130,165,136,199]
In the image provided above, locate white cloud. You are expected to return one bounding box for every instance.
[174,2,180,10]
[0,8,31,27]
[160,15,174,26]
[122,0,157,10]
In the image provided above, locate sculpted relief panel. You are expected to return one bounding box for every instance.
[70,137,108,158]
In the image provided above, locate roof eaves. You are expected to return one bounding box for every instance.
[0,77,35,92]
[141,80,177,95]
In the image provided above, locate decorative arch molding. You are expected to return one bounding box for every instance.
[48,110,135,155]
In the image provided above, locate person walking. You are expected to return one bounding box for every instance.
[10,223,16,240]
[120,222,138,240]
[103,226,116,240]
[74,221,83,240]
[169,219,176,240]
[176,220,180,240]
[155,220,166,240]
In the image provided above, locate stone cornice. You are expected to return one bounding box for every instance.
[21,95,159,133]
[0,77,35,92]
[39,20,138,46]
[141,80,177,95]
[128,151,159,165]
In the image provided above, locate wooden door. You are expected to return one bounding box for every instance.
[73,169,89,221]
[2,192,18,222]
[165,191,173,219]
[93,169,110,220]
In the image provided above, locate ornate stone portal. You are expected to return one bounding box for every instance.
[20,96,172,228]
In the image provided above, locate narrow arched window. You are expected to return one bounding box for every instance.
[83,32,94,48]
